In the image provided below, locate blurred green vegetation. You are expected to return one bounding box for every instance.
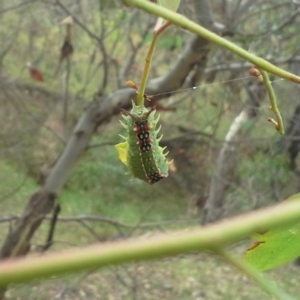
[1,0,300,299]
[0,0,243,218]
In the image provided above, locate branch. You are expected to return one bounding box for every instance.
[193,0,226,33]
[122,0,300,83]
[240,6,300,37]
[55,0,102,43]
[1,198,300,287]
[203,110,247,223]
[0,0,39,15]
[0,215,197,229]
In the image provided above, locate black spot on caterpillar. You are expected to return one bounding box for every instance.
[115,101,171,184]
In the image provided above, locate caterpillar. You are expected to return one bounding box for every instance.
[115,100,171,185]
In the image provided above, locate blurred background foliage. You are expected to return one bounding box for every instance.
[1,0,300,298]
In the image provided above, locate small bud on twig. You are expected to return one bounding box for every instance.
[268,118,279,131]
[249,66,263,81]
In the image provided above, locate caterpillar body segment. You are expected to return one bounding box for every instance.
[116,101,170,184]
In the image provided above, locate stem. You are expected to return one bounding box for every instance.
[260,70,284,134]
[137,33,159,106]
[137,21,171,106]
[122,0,300,84]
[2,199,300,286]
[215,248,295,300]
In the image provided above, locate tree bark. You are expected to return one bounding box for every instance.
[202,81,265,224]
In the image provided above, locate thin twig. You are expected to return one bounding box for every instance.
[0,0,39,14]
[42,204,61,252]
[54,270,95,300]
[137,21,171,106]
[259,69,284,134]
[0,176,27,203]
[55,0,101,43]
[0,215,198,228]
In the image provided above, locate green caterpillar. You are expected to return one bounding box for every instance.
[115,101,171,184]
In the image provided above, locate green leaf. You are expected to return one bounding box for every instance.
[157,0,180,12]
[245,193,300,271]
[115,141,128,167]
